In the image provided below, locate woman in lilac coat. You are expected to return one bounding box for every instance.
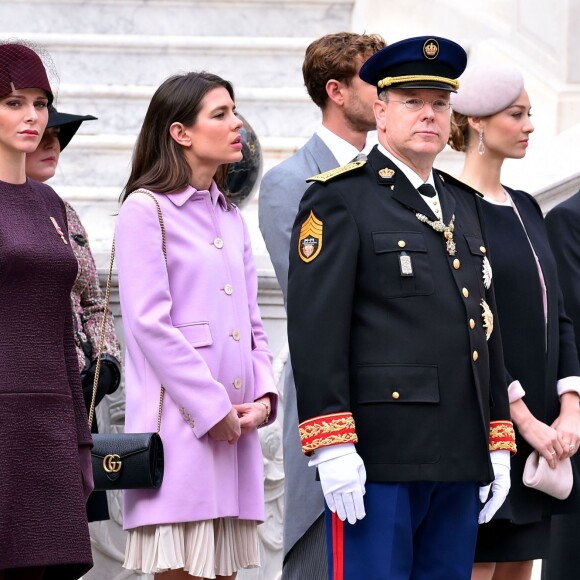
[116,72,278,579]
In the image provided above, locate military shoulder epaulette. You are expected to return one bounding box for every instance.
[306,159,366,183]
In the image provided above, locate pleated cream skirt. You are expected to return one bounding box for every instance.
[123,518,260,578]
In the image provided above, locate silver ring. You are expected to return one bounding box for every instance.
[551,450,557,456]
[570,445,575,453]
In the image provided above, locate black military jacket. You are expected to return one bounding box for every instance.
[287,146,514,484]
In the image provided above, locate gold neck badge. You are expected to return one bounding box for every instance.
[415,212,456,255]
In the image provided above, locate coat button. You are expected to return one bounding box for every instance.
[473,351,479,361]
[469,318,475,329]
[462,288,469,298]
[453,259,460,269]
[480,246,487,254]
[213,237,224,249]
[233,377,242,389]
[398,240,406,248]
[391,391,400,399]
[224,284,233,295]
[232,329,241,341]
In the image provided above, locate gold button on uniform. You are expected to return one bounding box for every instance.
[469,319,475,329]
[224,284,233,295]
[232,329,241,341]
[453,259,460,269]
[462,288,469,298]
[233,378,242,389]
[398,240,406,248]
[213,237,224,249]
[473,351,479,361]
[480,246,487,254]
[391,391,400,400]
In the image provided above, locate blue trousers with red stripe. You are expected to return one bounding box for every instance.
[326,481,480,580]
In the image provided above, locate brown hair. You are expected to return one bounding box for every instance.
[448,111,470,152]
[303,32,386,109]
[121,71,235,203]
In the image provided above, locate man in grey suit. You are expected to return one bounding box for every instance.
[258,31,386,580]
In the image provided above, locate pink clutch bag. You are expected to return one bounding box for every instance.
[522,451,573,500]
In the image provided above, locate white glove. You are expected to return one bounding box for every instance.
[479,449,511,524]
[309,443,366,525]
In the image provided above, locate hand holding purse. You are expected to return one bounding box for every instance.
[522,450,573,500]
[88,190,166,491]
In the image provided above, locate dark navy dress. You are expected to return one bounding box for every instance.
[474,189,580,561]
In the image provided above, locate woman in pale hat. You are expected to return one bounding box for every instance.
[26,105,122,526]
[447,63,580,580]
[0,42,93,578]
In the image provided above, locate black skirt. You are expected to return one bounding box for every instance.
[474,518,551,562]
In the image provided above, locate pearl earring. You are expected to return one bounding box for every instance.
[478,130,485,156]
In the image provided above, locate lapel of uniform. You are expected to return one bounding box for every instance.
[367,149,440,221]
[434,171,456,223]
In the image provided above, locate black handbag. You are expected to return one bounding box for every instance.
[91,432,164,489]
[88,190,166,491]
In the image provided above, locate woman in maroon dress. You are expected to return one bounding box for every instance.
[26,105,122,524]
[0,43,93,579]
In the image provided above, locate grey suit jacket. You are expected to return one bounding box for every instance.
[259,134,338,557]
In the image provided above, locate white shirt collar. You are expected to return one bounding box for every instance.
[317,124,375,167]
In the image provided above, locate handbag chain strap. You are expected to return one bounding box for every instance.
[88,189,166,432]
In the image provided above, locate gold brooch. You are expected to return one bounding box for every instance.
[481,299,493,341]
[482,256,492,290]
[50,217,68,245]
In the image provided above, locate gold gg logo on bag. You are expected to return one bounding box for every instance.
[103,453,122,473]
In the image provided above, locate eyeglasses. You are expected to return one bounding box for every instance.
[387,98,451,112]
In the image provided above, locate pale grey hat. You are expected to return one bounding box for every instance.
[451,63,524,117]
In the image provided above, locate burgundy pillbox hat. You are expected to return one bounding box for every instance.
[0,43,53,104]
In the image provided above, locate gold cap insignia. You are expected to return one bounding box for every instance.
[378,167,395,178]
[298,210,323,263]
[423,39,439,60]
[481,299,494,341]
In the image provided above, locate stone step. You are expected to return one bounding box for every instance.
[2,0,353,38]
[56,84,319,137]
[50,134,307,188]
[0,32,312,87]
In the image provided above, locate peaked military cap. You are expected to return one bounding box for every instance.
[359,35,467,93]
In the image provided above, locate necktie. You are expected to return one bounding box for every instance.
[418,183,437,198]
[351,152,367,162]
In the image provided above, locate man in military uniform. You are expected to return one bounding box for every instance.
[287,36,516,579]
[259,32,385,580]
